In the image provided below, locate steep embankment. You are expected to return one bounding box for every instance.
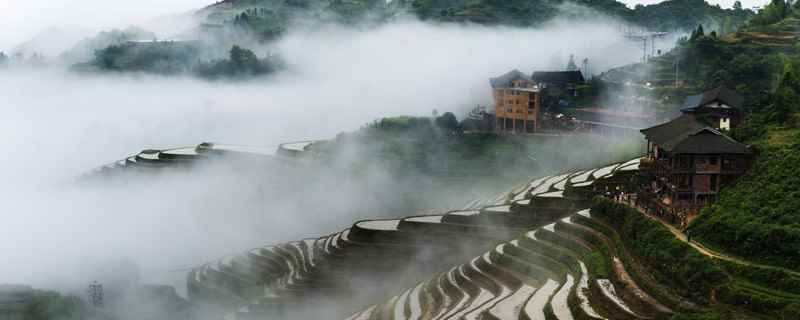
[690,128,800,273]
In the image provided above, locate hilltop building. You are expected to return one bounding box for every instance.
[533,70,587,115]
[637,87,752,226]
[678,86,744,130]
[490,70,541,133]
[531,70,585,92]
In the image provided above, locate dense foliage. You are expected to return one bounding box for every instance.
[646,35,781,109]
[408,0,752,31]
[591,198,727,303]
[60,26,156,63]
[592,199,800,318]
[690,134,800,272]
[313,114,641,186]
[201,0,753,42]
[748,0,792,26]
[81,41,203,74]
[194,45,283,79]
[78,44,282,79]
[17,290,102,320]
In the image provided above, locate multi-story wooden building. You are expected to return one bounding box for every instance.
[490,70,541,133]
[637,87,753,225]
[679,86,744,130]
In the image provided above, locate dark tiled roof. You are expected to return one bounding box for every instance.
[670,129,752,154]
[680,86,744,112]
[641,114,752,154]
[531,71,585,84]
[489,69,530,88]
[641,114,706,147]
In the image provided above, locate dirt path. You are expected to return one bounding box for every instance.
[619,199,800,278]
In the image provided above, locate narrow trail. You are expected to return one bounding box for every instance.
[617,199,800,278]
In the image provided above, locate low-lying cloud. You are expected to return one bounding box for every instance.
[0,17,653,299]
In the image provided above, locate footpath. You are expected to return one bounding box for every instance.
[615,198,800,278]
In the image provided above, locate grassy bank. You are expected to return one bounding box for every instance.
[591,198,800,319]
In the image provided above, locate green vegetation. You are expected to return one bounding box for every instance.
[748,0,792,27]
[201,0,753,42]
[314,114,641,182]
[21,291,93,320]
[690,130,800,272]
[76,44,282,79]
[60,26,156,63]
[680,15,800,270]
[592,198,726,304]
[593,198,800,318]
[668,313,721,320]
[194,45,283,79]
[408,0,752,31]
[77,41,203,74]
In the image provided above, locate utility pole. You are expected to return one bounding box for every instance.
[624,31,668,64]
[675,57,680,88]
[582,58,590,81]
[88,281,103,307]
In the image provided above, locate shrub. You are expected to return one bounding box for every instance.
[591,198,727,303]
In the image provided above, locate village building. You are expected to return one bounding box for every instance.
[531,70,586,93]
[678,86,744,130]
[490,69,541,133]
[637,87,753,226]
[571,107,655,138]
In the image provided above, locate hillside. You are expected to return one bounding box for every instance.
[197,0,754,41]
[689,125,800,272]
[85,141,800,319]
[624,0,800,274]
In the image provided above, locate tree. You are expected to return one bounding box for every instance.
[566,54,578,71]
[721,16,733,35]
[230,45,260,72]
[733,0,742,10]
[435,112,459,133]
[753,0,788,25]
[768,61,800,123]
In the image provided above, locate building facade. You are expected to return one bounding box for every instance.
[679,86,744,130]
[637,88,752,226]
[490,70,541,133]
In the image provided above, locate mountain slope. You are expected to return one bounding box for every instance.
[196,0,754,41]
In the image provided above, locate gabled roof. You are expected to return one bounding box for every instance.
[490,69,530,88]
[680,86,744,112]
[641,114,752,154]
[670,129,752,154]
[641,114,706,147]
[531,71,585,84]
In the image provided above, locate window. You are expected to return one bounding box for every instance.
[506,108,513,113]
[710,157,718,165]
[720,117,730,130]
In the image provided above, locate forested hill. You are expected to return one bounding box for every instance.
[198,0,753,41]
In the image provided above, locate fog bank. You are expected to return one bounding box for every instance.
[0,18,650,296]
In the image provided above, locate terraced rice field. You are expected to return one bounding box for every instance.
[88,141,681,319]
[183,149,664,319]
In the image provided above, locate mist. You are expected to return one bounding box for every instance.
[0,16,650,304]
